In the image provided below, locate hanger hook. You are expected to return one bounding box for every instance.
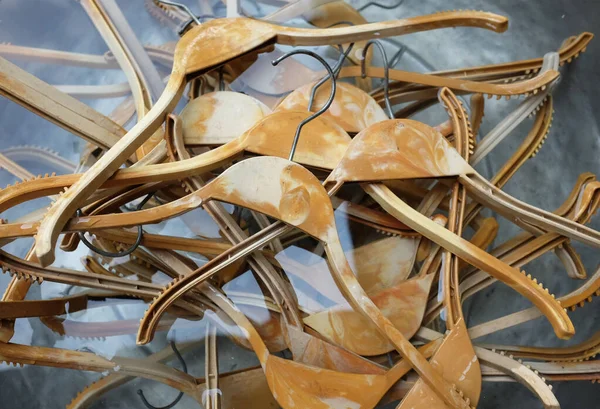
[137,341,188,409]
[78,192,154,258]
[307,43,354,111]
[357,0,405,12]
[156,0,201,25]
[361,40,393,119]
[272,50,336,161]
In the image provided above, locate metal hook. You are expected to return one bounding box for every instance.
[307,43,354,111]
[178,14,215,36]
[271,50,336,161]
[357,0,404,12]
[156,0,201,25]
[361,40,393,119]
[78,192,154,258]
[137,341,188,409]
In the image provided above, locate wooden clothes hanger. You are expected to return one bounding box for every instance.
[201,283,443,409]
[372,32,592,110]
[0,341,206,402]
[399,87,481,409]
[322,105,600,250]
[181,90,272,146]
[317,86,573,340]
[163,102,426,370]
[0,57,125,152]
[0,73,576,342]
[112,154,477,409]
[30,10,511,266]
[274,81,389,133]
[133,239,444,405]
[469,52,559,166]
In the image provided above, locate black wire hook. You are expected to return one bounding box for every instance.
[307,43,354,111]
[357,0,405,12]
[361,40,393,119]
[271,50,336,161]
[178,14,215,36]
[78,192,154,258]
[137,341,188,409]
[155,0,201,25]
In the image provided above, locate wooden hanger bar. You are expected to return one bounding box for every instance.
[0,57,125,151]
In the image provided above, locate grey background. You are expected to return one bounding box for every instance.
[0,0,598,408]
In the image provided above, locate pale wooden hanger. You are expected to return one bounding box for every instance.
[470,52,559,165]
[418,327,560,409]
[398,88,481,409]
[0,341,206,403]
[374,32,592,109]
[31,10,511,266]
[275,81,388,133]
[117,155,476,409]
[129,246,403,376]
[421,185,600,339]
[181,91,272,146]
[0,57,125,151]
[322,105,600,249]
[319,88,573,340]
[145,240,445,403]
[200,282,444,409]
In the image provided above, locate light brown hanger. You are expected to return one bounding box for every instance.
[0,57,125,151]
[275,81,388,133]
[399,87,481,409]
[339,63,559,100]
[31,11,511,267]
[302,273,434,356]
[318,87,573,340]
[181,91,272,146]
[80,0,166,159]
[0,341,205,402]
[276,234,418,305]
[418,327,560,409]
[373,32,593,109]
[112,155,475,409]
[199,282,444,409]
[322,108,600,249]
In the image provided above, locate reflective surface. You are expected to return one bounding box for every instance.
[0,1,599,408]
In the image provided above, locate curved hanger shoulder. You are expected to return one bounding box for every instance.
[275,82,388,133]
[326,118,473,183]
[181,91,271,146]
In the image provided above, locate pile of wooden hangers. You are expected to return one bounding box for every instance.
[0,0,599,408]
